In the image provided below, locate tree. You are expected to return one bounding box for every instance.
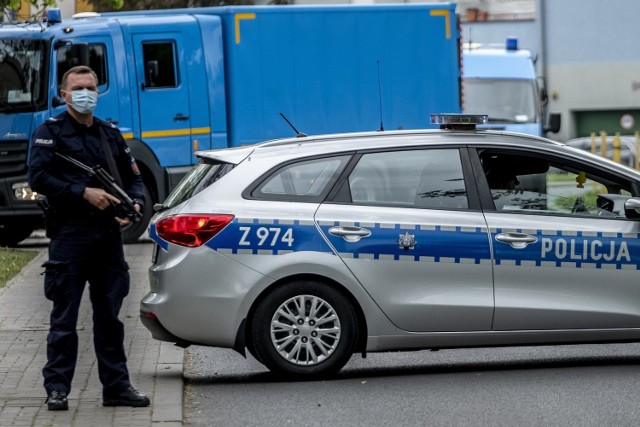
[90,0,257,13]
[1,0,55,21]
[0,0,122,21]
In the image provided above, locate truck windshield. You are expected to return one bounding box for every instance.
[463,79,538,124]
[0,38,46,113]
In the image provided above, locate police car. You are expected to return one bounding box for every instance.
[141,114,640,378]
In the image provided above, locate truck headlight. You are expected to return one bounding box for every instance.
[12,182,38,201]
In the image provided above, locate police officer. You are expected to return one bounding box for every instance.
[28,66,150,411]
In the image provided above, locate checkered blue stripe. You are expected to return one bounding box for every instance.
[151,220,639,270]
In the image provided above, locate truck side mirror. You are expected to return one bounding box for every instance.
[540,87,549,106]
[71,43,90,67]
[543,112,561,134]
[52,96,66,108]
[145,60,159,87]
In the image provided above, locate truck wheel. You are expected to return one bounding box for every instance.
[0,223,35,247]
[250,280,358,378]
[121,183,153,244]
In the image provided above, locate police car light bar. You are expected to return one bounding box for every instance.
[430,114,488,130]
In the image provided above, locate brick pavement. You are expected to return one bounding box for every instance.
[0,241,183,426]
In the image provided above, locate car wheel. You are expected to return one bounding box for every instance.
[251,280,358,378]
[245,337,264,364]
[121,183,153,244]
[0,223,35,247]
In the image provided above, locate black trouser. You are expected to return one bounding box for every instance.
[42,224,131,395]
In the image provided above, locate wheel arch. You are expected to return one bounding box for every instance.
[127,138,165,204]
[236,273,368,358]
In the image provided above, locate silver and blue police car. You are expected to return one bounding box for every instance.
[141,114,640,378]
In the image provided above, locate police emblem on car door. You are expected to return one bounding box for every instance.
[316,148,494,332]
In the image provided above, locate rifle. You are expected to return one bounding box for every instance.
[55,152,143,223]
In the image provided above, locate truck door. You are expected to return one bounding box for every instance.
[132,33,193,167]
[53,36,123,128]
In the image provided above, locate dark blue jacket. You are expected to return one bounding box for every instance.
[28,111,144,227]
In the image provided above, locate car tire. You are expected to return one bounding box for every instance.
[0,223,35,247]
[251,280,358,378]
[121,183,153,244]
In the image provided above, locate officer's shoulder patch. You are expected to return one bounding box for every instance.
[131,159,141,175]
[34,138,55,146]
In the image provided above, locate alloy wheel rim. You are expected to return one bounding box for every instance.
[270,294,341,366]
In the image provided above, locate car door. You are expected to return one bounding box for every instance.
[315,147,494,332]
[475,147,640,330]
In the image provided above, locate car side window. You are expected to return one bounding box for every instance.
[345,149,468,209]
[254,155,350,199]
[481,151,634,217]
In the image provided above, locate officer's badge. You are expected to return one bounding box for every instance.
[398,232,416,250]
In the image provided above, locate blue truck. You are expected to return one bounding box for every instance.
[462,37,560,137]
[0,3,461,245]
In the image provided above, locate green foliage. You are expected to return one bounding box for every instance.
[0,249,37,289]
[91,0,259,12]
[0,0,123,21]
[1,0,56,21]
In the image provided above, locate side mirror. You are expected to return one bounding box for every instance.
[145,60,159,86]
[624,197,640,219]
[540,87,549,107]
[71,43,90,66]
[543,112,561,134]
[52,96,66,108]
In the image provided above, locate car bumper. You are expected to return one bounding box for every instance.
[141,244,272,348]
[139,304,186,344]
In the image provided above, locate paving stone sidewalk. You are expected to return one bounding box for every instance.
[0,241,183,426]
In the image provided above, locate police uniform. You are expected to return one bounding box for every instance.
[27,111,144,398]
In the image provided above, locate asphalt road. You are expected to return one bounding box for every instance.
[184,343,640,426]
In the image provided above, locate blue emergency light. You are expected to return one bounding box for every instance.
[506,37,518,51]
[47,8,62,25]
[430,114,488,130]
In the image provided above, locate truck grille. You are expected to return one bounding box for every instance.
[0,140,28,177]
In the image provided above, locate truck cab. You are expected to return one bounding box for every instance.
[0,12,218,245]
[462,37,560,137]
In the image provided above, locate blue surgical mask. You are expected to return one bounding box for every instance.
[69,89,98,114]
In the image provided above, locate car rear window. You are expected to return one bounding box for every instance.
[163,159,235,209]
[249,155,351,201]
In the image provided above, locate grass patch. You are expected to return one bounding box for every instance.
[0,249,37,289]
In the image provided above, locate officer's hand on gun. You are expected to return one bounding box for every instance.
[83,187,141,225]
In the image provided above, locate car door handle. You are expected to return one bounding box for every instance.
[174,113,189,121]
[328,226,371,242]
[495,233,538,249]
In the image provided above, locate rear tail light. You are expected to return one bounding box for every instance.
[156,214,234,248]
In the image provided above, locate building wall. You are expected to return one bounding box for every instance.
[459,0,640,141]
[541,0,640,141]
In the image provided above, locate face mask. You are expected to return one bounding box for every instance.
[68,89,98,114]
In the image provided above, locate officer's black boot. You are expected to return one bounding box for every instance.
[46,390,68,411]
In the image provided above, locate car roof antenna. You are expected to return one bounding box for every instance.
[280,113,308,138]
[377,60,384,132]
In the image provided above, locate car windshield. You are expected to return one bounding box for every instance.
[0,38,47,113]
[463,78,538,123]
[162,159,235,209]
